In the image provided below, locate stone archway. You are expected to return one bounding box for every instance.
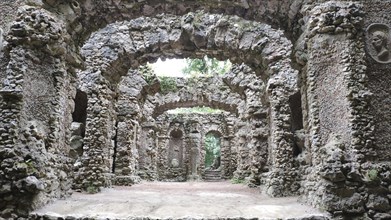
[39,0,300,48]
[0,2,299,217]
[1,0,387,219]
[147,77,244,118]
[76,11,298,198]
[204,130,222,170]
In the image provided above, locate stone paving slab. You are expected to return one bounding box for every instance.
[31,181,330,220]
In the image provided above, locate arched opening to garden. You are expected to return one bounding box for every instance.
[72,10,299,198]
[204,131,222,170]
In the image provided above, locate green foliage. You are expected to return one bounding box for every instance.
[366,169,378,181]
[83,180,101,194]
[182,56,231,77]
[140,64,156,85]
[230,177,245,184]
[86,184,100,194]
[17,159,37,175]
[168,106,222,114]
[158,76,178,94]
[204,133,221,168]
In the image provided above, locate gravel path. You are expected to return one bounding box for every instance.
[32,181,329,219]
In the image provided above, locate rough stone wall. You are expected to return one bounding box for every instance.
[55,0,298,47]
[112,69,158,185]
[223,65,269,186]
[0,0,26,84]
[0,5,76,217]
[0,9,297,215]
[147,77,243,118]
[0,0,26,33]
[365,0,391,162]
[295,1,390,218]
[6,0,391,218]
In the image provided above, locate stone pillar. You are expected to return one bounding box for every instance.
[188,133,201,180]
[233,133,250,180]
[298,2,376,216]
[157,135,168,177]
[114,119,140,185]
[221,136,232,179]
[0,6,76,217]
[264,90,298,197]
[75,74,115,191]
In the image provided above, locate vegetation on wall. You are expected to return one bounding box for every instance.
[140,64,156,85]
[158,76,178,94]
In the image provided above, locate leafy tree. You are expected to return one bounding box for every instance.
[182,56,231,77]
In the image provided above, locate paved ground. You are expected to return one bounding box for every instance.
[33,181,329,219]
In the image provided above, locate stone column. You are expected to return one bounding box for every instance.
[264,90,298,196]
[221,136,232,179]
[298,2,375,216]
[0,5,78,217]
[157,135,169,178]
[75,74,116,191]
[188,133,201,180]
[114,119,140,185]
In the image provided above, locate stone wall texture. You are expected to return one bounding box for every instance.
[1,0,391,219]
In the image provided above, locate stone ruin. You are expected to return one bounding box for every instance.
[1,0,391,219]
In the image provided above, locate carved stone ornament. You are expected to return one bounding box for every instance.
[366,23,391,64]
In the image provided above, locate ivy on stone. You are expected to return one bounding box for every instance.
[158,76,178,94]
[140,64,156,85]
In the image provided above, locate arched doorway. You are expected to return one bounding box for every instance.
[204,132,221,170]
[0,6,300,215]
[203,131,223,182]
[78,11,298,195]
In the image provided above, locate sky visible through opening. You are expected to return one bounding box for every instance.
[151,58,187,77]
[150,57,232,78]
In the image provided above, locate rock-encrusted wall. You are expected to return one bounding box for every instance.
[4,0,391,219]
[112,69,158,185]
[365,0,391,162]
[0,0,26,33]
[0,5,76,217]
[296,1,389,218]
[224,65,269,186]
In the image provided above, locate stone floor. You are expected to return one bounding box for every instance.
[32,181,330,220]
